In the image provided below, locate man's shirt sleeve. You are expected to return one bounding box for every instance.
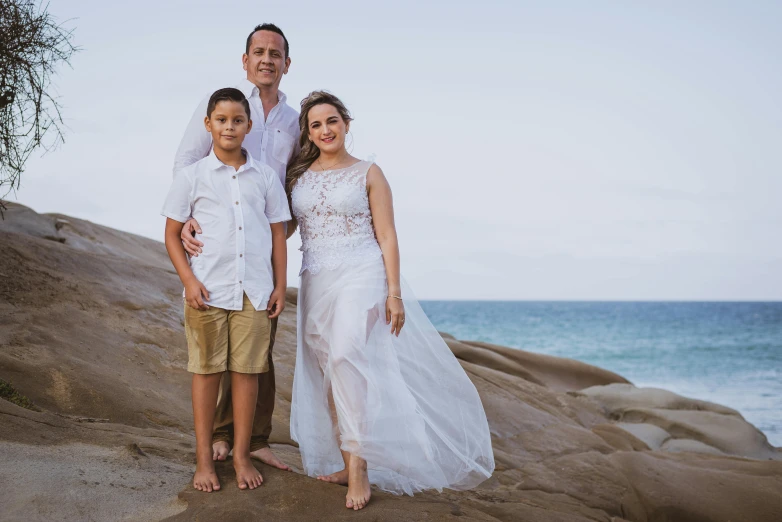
[173,95,212,175]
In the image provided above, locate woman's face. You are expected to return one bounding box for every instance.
[307,103,349,155]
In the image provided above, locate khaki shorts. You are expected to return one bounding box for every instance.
[184,293,271,375]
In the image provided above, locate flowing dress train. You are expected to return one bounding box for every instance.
[289,161,494,495]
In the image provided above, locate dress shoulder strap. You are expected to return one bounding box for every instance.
[358,160,374,187]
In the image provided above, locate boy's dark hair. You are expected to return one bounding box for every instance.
[245,23,289,58]
[206,88,251,119]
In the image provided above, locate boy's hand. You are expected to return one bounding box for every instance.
[267,287,286,319]
[181,218,204,257]
[185,279,210,310]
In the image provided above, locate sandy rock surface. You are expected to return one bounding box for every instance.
[1,202,781,521]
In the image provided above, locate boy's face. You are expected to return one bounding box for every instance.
[204,100,252,152]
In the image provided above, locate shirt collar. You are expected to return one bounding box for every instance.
[237,78,287,107]
[206,148,259,173]
[237,78,258,100]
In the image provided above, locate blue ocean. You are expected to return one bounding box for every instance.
[419,301,782,447]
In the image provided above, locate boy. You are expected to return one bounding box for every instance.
[161,87,290,492]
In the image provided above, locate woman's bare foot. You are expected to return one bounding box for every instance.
[193,460,221,492]
[212,441,230,461]
[233,456,263,490]
[317,468,349,485]
[345,455,371,510]
[250,446,291,471]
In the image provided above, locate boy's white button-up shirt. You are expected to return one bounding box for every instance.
[173,79,300,187]
[162,151,291,311]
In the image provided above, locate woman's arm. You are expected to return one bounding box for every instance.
[367,164,405,336]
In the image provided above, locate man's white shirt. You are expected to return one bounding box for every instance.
[162,151,291,311]
[173,78,300,187]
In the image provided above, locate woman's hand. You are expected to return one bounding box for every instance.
[386,297,405,337]
[181,218,204,256]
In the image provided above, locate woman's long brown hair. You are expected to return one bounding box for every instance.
[285,90,353,197]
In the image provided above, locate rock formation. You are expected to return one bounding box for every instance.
[1,202,780,521]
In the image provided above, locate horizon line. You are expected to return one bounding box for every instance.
[415,298,782,303]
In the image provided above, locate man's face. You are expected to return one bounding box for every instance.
[243,30,290,89]
[204,100,252,152]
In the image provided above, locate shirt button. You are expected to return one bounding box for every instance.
[232,175,236,179]
[239,280,243,284]
[240,254,243,257]
[235,201,239,205]
[239,226,242,230]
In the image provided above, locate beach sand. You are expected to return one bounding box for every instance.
[1,201,781,521]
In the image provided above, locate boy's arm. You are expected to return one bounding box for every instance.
[285,191,298,239]
[267,222,287,319]
[263,167,292,318]
[285,128,300,238]
[165,218,210,310]
[285,218,298,239]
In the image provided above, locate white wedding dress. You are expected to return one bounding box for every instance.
[289,160,494,495]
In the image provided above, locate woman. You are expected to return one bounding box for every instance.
[287,91,494,510]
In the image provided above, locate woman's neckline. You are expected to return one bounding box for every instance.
[308,159,364,174]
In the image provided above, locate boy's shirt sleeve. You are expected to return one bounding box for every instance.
[263,167,292,224]
[161,169,194,223]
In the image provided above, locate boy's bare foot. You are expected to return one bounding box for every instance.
[234,456,263,490]
[345,455,371,510]
[317,468,348,485]
[212,441,230,461]
[193,461,221,493]
[250,446,291,471]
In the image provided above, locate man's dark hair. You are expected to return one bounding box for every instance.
[206,88,251,119]
[245,23,289,58]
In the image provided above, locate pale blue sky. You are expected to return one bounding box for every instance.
[13,1,782,299]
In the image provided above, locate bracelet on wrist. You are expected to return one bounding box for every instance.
[387,295,403,300]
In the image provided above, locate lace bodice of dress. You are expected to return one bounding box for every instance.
[291,160,382,275]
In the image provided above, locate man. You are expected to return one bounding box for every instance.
[173,23,299,473]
